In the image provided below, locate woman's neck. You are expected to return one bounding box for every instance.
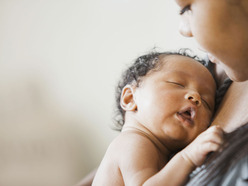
[212,81,248,132]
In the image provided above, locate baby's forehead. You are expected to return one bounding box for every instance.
[158,55,214,82]
[159,54,197,62]
[159,54,205,69]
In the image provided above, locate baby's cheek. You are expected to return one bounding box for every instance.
[194,122,208,139]
[202,110,212,128]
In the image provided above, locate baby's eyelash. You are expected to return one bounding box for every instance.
[166,81,184,87]
[179,5,191,15]
[202,99,211,110]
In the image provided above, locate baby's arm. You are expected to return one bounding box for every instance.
[93,126,223,185]
[143,125,224,186]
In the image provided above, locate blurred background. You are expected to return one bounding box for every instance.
[0,0,204,185]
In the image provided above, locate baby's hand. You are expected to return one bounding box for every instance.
[181,125,224,167]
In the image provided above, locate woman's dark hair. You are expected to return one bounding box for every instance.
[113,49,212,131]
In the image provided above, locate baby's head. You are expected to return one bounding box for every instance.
[114,49,216,149]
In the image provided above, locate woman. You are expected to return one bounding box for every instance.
[177,0,248,82]
[176,0,248,185]
[78,0,248,185]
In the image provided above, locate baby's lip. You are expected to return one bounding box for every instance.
[177,107,196,126]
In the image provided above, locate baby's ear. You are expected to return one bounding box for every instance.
[120,85,137,111]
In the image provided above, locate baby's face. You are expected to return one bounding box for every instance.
[134,55,216,151]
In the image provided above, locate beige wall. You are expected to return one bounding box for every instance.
[0,0,204,185]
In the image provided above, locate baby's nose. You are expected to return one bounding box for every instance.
[185,91,201,106]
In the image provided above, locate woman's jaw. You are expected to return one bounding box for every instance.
[208,53,248,82]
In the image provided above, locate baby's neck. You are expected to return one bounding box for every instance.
[122,122,170,157]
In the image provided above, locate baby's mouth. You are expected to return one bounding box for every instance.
[177,107,196,126]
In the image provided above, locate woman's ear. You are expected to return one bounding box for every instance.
[120,85,137,111]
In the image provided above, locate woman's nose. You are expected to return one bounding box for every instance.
[185,91,201,106]
[179,16,193,37]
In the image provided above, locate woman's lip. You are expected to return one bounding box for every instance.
[208,53,218,64]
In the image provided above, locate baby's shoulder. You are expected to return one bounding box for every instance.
[108,131,159,156]
[106,131,161,169]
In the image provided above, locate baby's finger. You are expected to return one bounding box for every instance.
[200,141,222,153]
[205,125,224,136]
[208,131,224,145]
[199,126,224,143]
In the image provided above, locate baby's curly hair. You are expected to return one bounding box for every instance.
[113,49,210,131]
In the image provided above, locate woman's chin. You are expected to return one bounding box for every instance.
[226,71,248,82]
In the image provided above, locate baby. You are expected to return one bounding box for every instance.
[92,50,224,186]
